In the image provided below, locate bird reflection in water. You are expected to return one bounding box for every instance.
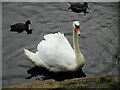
[26,66,86,81]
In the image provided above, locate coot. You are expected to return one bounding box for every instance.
[10,20,32,34]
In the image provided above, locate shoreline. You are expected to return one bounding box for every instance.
[2,76,120,89]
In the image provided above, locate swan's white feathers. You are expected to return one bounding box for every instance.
[24,48,47,67]
[35,32,76,71]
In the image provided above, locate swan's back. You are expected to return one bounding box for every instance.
[34,32,76,72]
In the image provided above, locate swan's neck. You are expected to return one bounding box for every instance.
[73,29,84,66]
[73,29,81,56]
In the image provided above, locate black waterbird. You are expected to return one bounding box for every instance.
[10,20,33,34]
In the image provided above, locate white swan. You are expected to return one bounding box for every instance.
[24,21,85,72]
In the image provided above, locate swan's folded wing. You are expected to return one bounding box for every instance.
[37,32,75,71]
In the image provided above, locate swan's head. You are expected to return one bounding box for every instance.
[73,21,81,36]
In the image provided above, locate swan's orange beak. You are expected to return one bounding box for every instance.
[75,28,81,36]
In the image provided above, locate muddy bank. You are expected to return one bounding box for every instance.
[2,76,120,89]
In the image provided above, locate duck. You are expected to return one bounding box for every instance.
[68,2,89,15]
[10,20,33,34]
[24,21,85,72]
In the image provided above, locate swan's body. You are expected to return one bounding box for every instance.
[24,21,85,72]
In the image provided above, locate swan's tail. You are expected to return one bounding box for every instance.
[24,48,35,61]
[24,48,39,65]
[24,48,46,67]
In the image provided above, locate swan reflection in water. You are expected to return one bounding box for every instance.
[26,66,86,81]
